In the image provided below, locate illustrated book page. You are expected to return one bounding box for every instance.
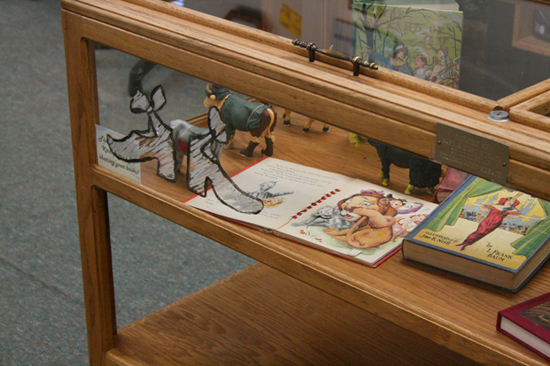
[276,178,437,266]
[186,157,437,266]
[406,175,550,273]
[185,157,356,231]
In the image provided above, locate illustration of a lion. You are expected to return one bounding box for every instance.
[323,192,398,249]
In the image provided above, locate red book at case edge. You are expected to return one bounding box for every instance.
[497,292,550,362]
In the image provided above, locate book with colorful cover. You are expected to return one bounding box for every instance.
[353,0,459,11]
[497,292,550,362]
[352,2,463,88]
[185,157,437,267]
[403,175,550,291]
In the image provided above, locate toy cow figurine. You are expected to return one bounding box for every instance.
[368,138,442,195]
[283,110,329,133]
[202,84,277,157]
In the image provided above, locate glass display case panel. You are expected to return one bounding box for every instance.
[93,44,441,203]
[176,0,550,101]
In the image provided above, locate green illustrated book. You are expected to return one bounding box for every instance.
[353,0,459,11]
[352,2,463,88]
[403,175,550,291]
[186,157,437,267]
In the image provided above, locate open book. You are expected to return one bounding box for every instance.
[186,157,437,267]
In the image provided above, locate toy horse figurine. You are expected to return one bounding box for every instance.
[283,110,329,133]
[203,84,277,157]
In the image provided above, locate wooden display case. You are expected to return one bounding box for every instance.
[62,0,550,365]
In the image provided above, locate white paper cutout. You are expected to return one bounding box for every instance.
[106,85,263,214]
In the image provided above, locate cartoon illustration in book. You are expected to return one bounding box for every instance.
[292,189,429,249]
[292,205,354,231]
[414,177,550,268]
[364,41,414,75]
[353,4,462,88]
[106,85,264,214]
[263,196,286,208]
[247,181,294,200]
[456,193,546,251]
[413,55,430,80]
[391,213,428,241]
[202,84,277,157]
[430,49,459,88]
[387,195,424,214]
[323,191,398,249]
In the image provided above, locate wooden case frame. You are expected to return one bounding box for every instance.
[62,0,550,365]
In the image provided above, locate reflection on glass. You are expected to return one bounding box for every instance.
[95,47,207,134]
[182,0,550,100]
[353,4,462,89]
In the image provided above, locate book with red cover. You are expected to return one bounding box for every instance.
[497,292,550,361]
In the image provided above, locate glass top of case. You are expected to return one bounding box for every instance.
[175,0,550,102]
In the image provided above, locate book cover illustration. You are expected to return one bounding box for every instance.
[409,176,550,272]
[352,3,463,88]
[520,300,550,331]
[279,180,437,265]
[497,292,550,361]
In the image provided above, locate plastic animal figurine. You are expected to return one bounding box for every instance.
[203,84,277,157]
[168,118,223,174]
[368,138,442,195]
[283,109,329,132]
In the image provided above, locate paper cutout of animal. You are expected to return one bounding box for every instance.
[203,84,277,157]
[106,86,178,181]
[368,138,442,195]
[106,85,263,214]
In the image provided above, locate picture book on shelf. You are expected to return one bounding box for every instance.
[352,0,459,12]
[403,175,550,291]
[497,292,550,362]
[352,3,463,88]
[185,157,437,267]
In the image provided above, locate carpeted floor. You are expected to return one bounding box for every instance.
[0,1,256,364]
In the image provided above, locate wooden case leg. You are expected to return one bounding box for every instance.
[62,10,117,366]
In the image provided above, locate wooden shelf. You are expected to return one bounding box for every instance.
[106,263,479,366]
[93,111,550,366]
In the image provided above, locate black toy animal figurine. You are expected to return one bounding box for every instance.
[368,138,442,195]
[203,84,277,157]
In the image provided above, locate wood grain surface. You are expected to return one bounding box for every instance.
[107,264,480,366]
